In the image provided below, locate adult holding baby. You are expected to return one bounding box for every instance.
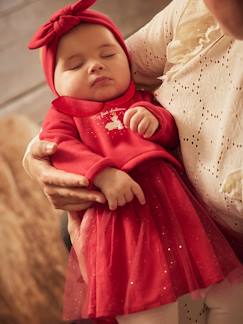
[24,0,243,323]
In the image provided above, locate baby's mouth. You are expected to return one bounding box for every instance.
[92,76,112,86]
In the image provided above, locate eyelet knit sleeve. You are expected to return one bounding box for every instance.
[126,0,187,89]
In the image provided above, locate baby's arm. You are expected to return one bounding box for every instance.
[41,108,145,210]
[40,108,115,182]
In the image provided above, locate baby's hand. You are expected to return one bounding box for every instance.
[123,106,159,138]
[93,167,146,210]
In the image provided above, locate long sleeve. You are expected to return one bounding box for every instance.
[126,0,187,89]
[40,108,115,182]
[130,95,179,149]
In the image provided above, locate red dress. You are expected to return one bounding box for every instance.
[40,82,242,322]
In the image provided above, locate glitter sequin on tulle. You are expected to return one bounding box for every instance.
[63,159,242,321]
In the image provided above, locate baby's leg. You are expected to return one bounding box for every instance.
[116,302,178,324]
[205,279,243,324]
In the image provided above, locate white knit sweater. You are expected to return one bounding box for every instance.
[127,0,243,233]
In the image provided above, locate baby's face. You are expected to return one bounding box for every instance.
[54,23,131,101]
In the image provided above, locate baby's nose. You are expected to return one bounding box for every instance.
[89,62,105,73]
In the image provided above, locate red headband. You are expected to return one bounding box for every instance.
[28,0,130,96]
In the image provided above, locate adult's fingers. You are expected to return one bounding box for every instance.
[40,165,89,187]
[58,202,93,211]
[44,185,106,205]
[27,152,90,188]
[131,182,146,205]
[31,140,57,159]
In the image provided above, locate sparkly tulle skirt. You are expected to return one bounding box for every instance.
[63,159,242,322]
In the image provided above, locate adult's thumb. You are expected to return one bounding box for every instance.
[31,140,57,159]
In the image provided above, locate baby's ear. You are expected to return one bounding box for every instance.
[39,48,44,64]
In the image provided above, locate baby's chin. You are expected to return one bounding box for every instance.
[91,88,126,102]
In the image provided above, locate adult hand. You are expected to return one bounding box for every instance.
[23,140,106,210]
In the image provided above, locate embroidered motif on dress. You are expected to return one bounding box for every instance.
[105,112,124,131]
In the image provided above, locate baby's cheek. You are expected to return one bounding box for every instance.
[66,75,87,98]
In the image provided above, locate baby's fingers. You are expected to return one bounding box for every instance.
[117,195,127,207]
[143,125,156,138]
[124,189,134,203]
[131,182,146,205]
[123,108,138,128]
[143,121,159,138]
[137,118,149,136]
[107,195,118,211]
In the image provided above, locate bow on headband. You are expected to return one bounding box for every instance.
[28,0,96,49]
